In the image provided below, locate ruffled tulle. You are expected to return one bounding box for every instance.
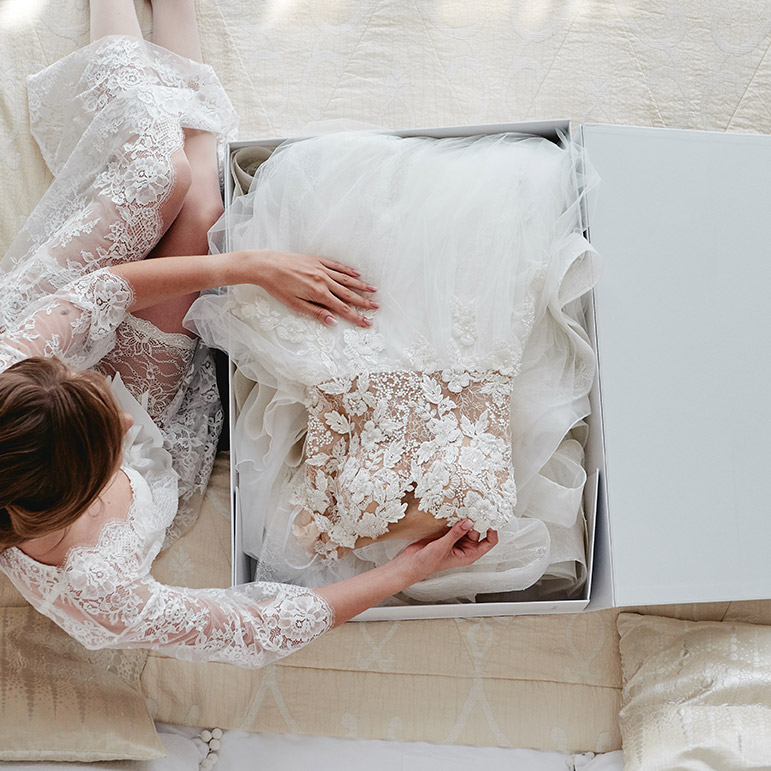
[187,130,600,603]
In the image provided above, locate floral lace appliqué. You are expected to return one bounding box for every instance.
[292,369,517,559]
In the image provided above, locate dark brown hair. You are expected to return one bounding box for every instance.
[0,357,124,552]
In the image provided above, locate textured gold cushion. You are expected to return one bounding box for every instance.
[146,455,625,753]
[0,563,28,607]
[0,606,163,762]
[617,612,771,770]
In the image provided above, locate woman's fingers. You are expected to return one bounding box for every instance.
[295,294,370,328]
[309,289,371,328]
[329,283,378,311]
[445,519,474,545]
[319,257,361,277]
[466,530,498,559]
[325,268,378,295]
[257,251,381,327]
[453,528,498,565]
[295,299,338,327]
[476,530,497,555]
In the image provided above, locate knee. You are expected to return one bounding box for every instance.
[179,190,225,236]
[196,195,225,231]
[169,151,193,207]
[160,150,193,229]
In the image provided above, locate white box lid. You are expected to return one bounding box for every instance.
[583,124,771,607]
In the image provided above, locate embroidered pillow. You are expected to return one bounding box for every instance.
[617,612,771,770]
[0,606,163,761]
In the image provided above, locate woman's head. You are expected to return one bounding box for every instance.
[0,357,125,552]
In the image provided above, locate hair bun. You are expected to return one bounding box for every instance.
[0,356,124,553]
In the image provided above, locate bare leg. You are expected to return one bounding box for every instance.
[149,0,223,251]
[150,0,223,244]
[90,0,143,42]
[150,0,203,62]
[133,128,223,335]
[133,0,223,336]
[136,143,223,339]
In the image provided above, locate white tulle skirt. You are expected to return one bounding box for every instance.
[187,130,599,603]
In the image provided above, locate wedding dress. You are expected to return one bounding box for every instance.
[0,35,332,666]
[188,130,599,603]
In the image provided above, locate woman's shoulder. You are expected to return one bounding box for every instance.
[13,469,135,569]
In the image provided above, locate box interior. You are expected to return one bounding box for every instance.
[227,120,605,619]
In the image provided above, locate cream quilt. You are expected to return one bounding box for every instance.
[2,0,771,754]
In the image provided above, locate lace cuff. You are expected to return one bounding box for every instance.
[229,582,335,656]
[0,268,135,373]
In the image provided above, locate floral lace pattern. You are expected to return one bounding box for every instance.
[0,466,332,668]
[292,369,517,558]
[0,269,135,371]
[0,38,327,669]
[0,35,238,545]
[3,39,194,328]
[96,315,197,422]
[226,292,528,387]
[93,314,223,546]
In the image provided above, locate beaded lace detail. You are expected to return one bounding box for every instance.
[292,369,517,558]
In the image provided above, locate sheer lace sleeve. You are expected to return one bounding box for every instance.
[0,268,134,373]
[88,577,333,667]
[0,457,333,668]
[0,548,333,668]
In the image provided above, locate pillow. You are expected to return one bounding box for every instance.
[0,569,28,608]
[1,726,206,771]
[0,606,164,762]
[617,612,771,770]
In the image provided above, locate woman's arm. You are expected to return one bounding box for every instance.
[0,518,497,668]
[0,270,135,373]
[316,520,499,627]
[0,248,376,374]
[112,250,379,328]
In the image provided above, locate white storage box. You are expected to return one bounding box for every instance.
[223,121,771,620]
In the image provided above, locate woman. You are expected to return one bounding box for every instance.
[0,0,497,668]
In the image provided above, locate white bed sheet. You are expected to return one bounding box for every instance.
[0,726,625,771]
[215,732,624,771]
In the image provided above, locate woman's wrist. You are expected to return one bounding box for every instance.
[388,550,429,587]
[220,250,261,287]
[314,548,426,628]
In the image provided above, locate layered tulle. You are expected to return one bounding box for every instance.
[187,130,600,603]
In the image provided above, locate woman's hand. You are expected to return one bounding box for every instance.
[315,519,498,628]
[113,249,378,327]
[248,250,378,328]
[396,519,499,583]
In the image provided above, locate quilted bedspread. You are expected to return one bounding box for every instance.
[2,0,771,753]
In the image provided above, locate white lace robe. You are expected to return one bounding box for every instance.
[0,36,333,667]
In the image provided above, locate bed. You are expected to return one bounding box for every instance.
[2,0,771,765]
